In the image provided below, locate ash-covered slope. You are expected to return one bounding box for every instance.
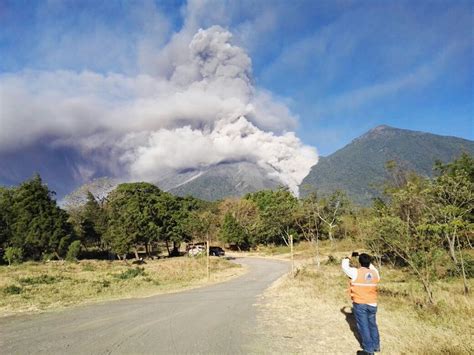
[301,125,474,205]
[167,161,282,200]
[60,161,283,206]
[61,177,120,208]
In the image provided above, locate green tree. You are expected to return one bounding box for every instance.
[0,187,13,250]
[10,174,75,260]
[158,194,201,256]
[3,246,23,266]
[185,209,217,243]
[295,192,324,267]
[81,191,107,247]
[105,183,163,259]
[218,198,259,249]
[434,152,474,182]
[425,155,474,294]
[245,187,298,245]
[66,240,82,261]
[220,212,248,250]
[314,190,350,245]
[367,173,446,304]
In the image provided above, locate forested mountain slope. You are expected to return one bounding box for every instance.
[300,125,474,205]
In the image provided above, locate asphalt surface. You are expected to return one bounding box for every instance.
[0,257,288,354]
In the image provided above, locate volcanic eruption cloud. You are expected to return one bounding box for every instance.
[0,26,318,195]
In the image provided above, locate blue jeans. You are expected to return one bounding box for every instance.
[353,303,380,353]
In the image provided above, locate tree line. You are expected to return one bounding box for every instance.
[0,174,353,263]
[0,154,472,303]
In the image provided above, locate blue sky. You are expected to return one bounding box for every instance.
[1,0,472,156]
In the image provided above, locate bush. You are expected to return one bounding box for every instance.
[463,256,474,279]
[3,285,22,295]
[66,240,82,261]
[115,267,146,280]
[3,247,23,265]
[447,255,474,279]
[94,279,110,289]
[18,275,62,285]
[41,252,57,261]
[325,255,339,265]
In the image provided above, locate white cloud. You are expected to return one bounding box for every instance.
[312,41,467,117]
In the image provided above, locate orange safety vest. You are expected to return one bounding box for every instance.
[349,267,379,304]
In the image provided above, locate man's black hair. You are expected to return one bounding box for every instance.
[359,253,371,268]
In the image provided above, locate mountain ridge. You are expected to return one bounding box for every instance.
[300,125,474,205]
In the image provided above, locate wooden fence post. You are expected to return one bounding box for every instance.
[290,234,294,277]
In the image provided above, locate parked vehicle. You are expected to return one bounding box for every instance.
[209,246,225,257]
[186,244,225,257]
[187,245,205,256]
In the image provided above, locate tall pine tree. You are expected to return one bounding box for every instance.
[10,174,75,260]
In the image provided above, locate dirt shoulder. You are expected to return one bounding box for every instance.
[253,258,473,354]
[254,266,359,354]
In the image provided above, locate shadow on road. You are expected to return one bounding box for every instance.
[340,306,362,347]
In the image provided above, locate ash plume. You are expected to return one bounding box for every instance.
[0,26,318,195]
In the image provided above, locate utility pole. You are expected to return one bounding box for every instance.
[290,234,294,277]
[206,235,210,281]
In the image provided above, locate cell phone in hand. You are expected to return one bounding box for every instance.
[351,252,359,257]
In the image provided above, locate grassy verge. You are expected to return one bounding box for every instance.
[254,241,473,354]
[0,256,244,317]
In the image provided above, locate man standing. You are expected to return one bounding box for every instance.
[342,253,380,354]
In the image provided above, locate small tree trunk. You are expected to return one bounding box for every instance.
[375,254,382,271]
[316,237,320,269]
[448,236,458,265]
[54,251,63,261]
[329,227,335,250]
[312,236,320,269]
[457,234,469,295]
[421,277,435,304]
[134,247,139,260]
[165,240,170,256]
[315,226,321,269]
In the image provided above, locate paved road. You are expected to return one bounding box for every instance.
[0,258,288,354]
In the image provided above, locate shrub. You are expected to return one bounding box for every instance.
[463,256,474,279]
[447,254,474,279]
[94,279,110,288]
[18,275,61,285]
[3,285,22,295]
[115,267,146,280]
[41,252,57,262]
[325,255,339,265]
[3,247,23,265]
[66,240,82,261]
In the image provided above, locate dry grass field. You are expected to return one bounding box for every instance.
[253,241,474,354]
[0,256,244,317]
